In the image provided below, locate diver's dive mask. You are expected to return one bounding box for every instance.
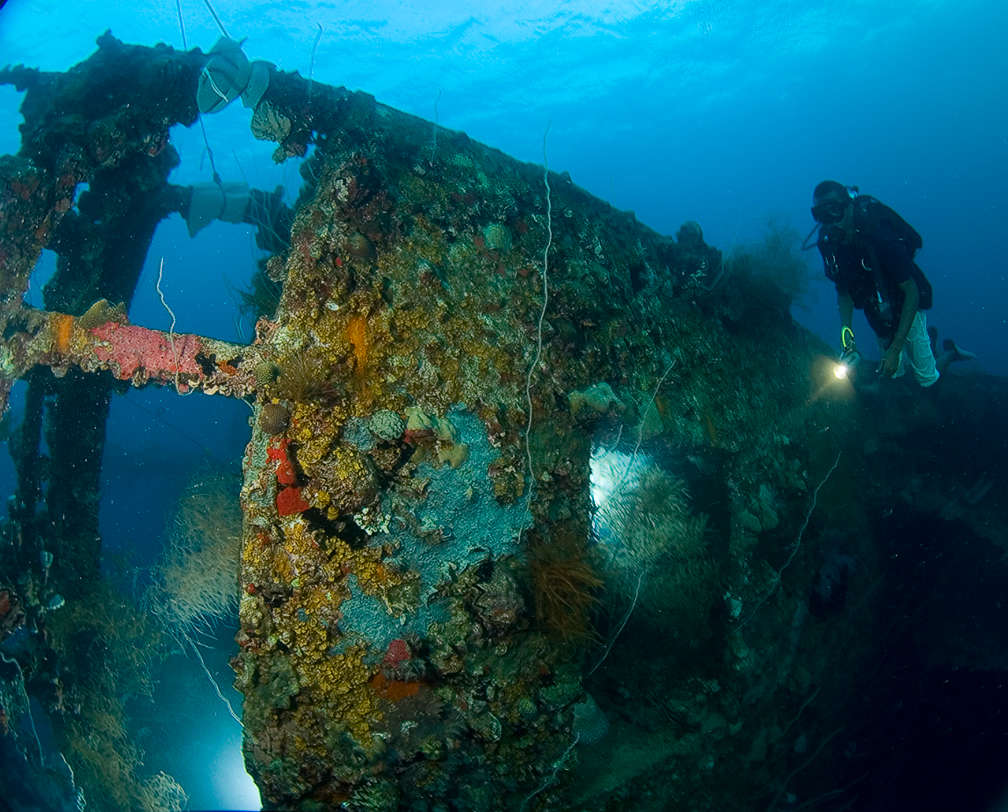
[811,200,847,225]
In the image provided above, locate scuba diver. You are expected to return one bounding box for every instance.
[808,180,975,386]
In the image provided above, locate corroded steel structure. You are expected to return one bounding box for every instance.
[0,35,840,810]
[11,32,1007,812]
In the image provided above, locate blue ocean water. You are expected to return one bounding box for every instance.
[1,1,1006,809]
[4,0,1006,373]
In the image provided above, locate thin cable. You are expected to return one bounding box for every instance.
[740,450,842,627]
[201,66,230,105]
[519,731,580,811]
[588,569,645,676]
[202,0,229,38]
[523,125,552,496]
[307,23,323,108]
[189,0,225,185]
[175,0,188,49]
[188,638,243,728]
[156,258,194,396]
[199,118,223,185]
[613,359,677,493]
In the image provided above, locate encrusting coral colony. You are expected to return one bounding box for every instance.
[2,32,1008,812]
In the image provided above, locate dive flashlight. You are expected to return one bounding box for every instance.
[834,327,860,380]
[833,348,861,380]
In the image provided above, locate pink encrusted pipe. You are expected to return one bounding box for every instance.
[83,319,259,397]
[90,321,203,387]
[0,306,260,402]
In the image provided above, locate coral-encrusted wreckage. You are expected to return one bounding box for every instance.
[2,33,1008,812]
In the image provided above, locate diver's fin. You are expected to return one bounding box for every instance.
[942,338,977,362]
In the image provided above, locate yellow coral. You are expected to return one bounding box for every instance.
[287,625,379,747]
[355,557,402,595]
[288,402,342,469]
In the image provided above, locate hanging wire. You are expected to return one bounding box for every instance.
[202,0,230,38]
[175,0,188,48]
[307,23,324,108]
[201,120,223,186]
[176,0,226,185]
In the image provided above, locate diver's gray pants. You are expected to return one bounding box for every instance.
[879,311,939,387]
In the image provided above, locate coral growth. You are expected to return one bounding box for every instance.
[276,485,311,516]
[528,531,603,642]
[593,459,717,639]
[724,219,811,305]
[43,582,179,812]
[146,472,242,644]
[258,401,291,435]
[346,314,368,374]
[239,268,283,321]
[90,322,202,382]
[271,346,346,404]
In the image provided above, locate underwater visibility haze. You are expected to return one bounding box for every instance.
[0,1,1006,810]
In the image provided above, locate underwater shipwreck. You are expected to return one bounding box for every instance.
[1,34,1007,812]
